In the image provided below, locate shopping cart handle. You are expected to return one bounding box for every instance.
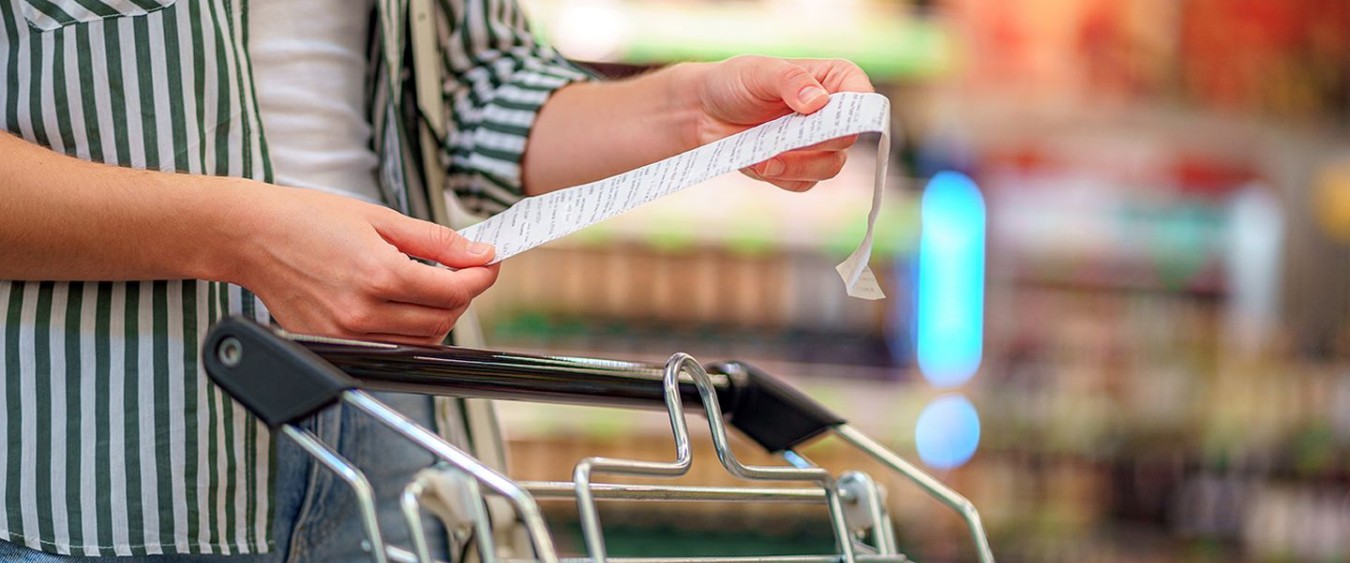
[203,316,847,452]
[204,316,360,427]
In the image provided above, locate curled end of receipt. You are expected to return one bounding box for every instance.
[835,255,886,300]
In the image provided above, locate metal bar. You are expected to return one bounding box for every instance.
[522,482,827,503]
[399,479,434,563]
[668,356,856,563]
[286,334,737,412]
[385,547,889,563]
[837,472,896,555]
[454,469,499,563]
[572,351,696,563]
[281,426,388,563]
[341,391,560,563]
[385,544,448,563]
[401,468,500,563]
[832,425,993,563]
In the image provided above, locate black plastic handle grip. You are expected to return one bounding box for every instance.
[292,336,738,412]
[293,338,847,452]
[202,316,847,451]
[713,361,847,453]
[203,316,359,427]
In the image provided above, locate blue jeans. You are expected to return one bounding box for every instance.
[0,393,452,562]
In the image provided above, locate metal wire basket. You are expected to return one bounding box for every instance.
[202,316,995,563]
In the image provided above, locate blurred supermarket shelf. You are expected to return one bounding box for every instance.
[520,0,954,80]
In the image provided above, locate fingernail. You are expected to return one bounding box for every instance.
[468,242,492,256]
[798,85,828,105]
[762,158,785,177]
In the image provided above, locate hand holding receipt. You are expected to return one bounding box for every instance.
[460,92,893,300]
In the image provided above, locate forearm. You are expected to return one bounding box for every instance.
[0,132,500,345]
[521,63,710,195]
[0,131,253,283]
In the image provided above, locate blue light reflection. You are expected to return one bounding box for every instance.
[916,172,985,388]
[915,394,981,469]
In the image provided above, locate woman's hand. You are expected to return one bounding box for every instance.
[230,186,499,346]
[523,56,875,195]
[685,56,875,192]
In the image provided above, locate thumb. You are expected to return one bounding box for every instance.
[372,212,495,268]
[755,59,830,115]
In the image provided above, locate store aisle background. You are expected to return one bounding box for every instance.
[470,1,1350,561]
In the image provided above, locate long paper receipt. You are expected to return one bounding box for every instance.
[459,92,891,300]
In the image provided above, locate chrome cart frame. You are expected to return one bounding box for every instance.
[202,316,995,563]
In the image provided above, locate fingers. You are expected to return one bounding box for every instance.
[740,168,819,193]
[385,259,500,310]
[791,58,875,94]
[371,211,495,268]
[741,57,832,115]
[335,301,466,342]
[363,332,459,347]
[770,180,818,193]
[748,57,874,115]
[751,150,847,182]
[330,260,494,341]
[800,134,859,153]
[322,260,495,344]
[272,296,465,346]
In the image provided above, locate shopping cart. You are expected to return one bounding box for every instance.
[202,316,995,563]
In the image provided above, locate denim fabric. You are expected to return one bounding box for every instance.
[0,392,450,563]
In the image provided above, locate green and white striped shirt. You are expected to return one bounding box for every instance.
[0,0,588,555]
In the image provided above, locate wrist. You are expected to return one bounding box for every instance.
[661,61,714,152]
[523,61,717,193]
[189,177,270,287]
